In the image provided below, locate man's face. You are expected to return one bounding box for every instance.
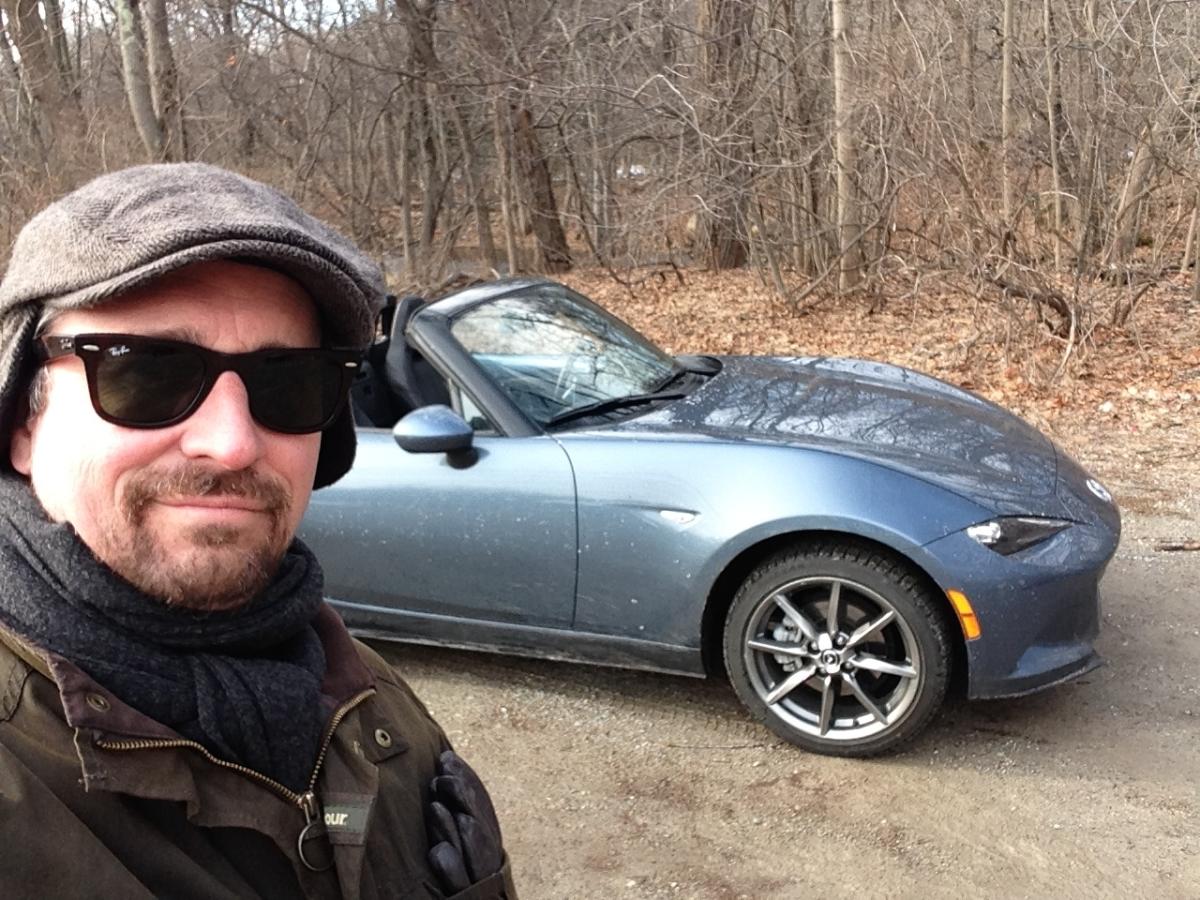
[9,260,324,611]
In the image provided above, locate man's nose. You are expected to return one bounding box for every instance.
[177,371,265,469]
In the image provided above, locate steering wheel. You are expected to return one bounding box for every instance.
[554,355,582,403]
[554,341,600,403]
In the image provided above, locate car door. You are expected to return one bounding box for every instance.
[301,427,578,628]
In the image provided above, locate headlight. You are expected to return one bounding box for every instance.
[1085,477,1113,504]
[966,517,1072,555]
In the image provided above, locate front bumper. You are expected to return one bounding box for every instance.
[919,518,1117,699]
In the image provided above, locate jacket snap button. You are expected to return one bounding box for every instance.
[373,728,392,748]
[86,693,110,712]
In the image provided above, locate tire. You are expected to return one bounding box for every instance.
[722,540,952,756]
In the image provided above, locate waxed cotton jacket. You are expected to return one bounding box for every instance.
[0,606,516,900]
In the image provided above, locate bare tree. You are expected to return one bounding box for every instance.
[1001,0,1015,233]
[1104,76,1200,270]
[114,0,165,159]
[831,0,862,289]
[144,0,186,160]
[697,0,754,269]
[41,0,74,98]
[0,0,81,146]
[0,0,1195,348]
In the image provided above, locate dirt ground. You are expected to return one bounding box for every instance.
[373,274,1199,899]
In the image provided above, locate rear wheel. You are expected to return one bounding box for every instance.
[723,541,952,756]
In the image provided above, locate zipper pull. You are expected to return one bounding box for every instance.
[296,791,334,872]
[299,791,320,823]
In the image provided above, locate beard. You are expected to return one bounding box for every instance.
[96,465,294,612]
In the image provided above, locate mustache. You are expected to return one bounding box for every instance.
[122,466,291,522]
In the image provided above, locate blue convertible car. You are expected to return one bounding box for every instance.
[300,278,1120,755]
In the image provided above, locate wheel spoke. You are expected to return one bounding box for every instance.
[826,582,842,636]
[764,665,818,704]
[772,593,820,642]
[845,610,896,648]
[818,675,836,735]
[747,637,808,658]
[852,653,917,679]
[844,672,889,725]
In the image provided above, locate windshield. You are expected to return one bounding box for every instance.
[450,283,680,427]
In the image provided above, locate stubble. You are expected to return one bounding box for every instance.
[101,465,294,611]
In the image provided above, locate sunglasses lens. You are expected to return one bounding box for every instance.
[95,341,206,425]
[243,352,346,432]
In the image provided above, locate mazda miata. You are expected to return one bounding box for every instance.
[299,278,1120,755]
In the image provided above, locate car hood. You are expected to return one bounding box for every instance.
[609,356,1062,514]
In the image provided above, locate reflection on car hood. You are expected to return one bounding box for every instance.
[610,356,1061,511]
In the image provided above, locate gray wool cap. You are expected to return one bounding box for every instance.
[0,162,387,489]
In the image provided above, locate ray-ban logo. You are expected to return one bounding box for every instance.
[109,345,131,357]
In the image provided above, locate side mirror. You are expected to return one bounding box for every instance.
[393,405,474,454]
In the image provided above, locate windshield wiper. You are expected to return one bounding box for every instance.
[652,366,691,392]
[545,390,686,428]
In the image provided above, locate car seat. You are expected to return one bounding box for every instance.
[350,296,400,427]
[385,295,451,413]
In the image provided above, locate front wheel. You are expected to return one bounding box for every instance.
[723,542,952,756]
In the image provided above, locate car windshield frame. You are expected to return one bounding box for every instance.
[445,282,683,430]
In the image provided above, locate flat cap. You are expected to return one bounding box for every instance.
[0,162,387,488]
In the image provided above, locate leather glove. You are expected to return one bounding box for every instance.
[427,750,504,893]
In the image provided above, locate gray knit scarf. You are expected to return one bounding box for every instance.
[0,475,326,793]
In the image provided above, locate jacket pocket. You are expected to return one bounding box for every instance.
[441,855,517,900]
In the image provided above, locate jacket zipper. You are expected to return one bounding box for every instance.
[93,687,376,815]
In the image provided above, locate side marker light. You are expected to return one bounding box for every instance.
[946,590,982,640]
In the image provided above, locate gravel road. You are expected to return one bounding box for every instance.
[372,459,1200,899]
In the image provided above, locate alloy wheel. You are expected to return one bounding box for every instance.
[741,575,923,743]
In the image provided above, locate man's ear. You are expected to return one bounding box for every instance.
[9,400,33,476]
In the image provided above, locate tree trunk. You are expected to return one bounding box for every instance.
[143,0,186,160]
[1192,188,1200,306]
[1104,76,1200,269]
[114,0,164,160]
[832,0,863,289]
[1000,0,1014,231]
[454,0,569,272]
[956,1,975,116]
[1044,0,1063,270]
[698,0,752,270]
[397,0,495,270]
[0,16,33,133]
[494,95,520,274]
[381,104,401,201]
[214,0,254,159]
[394,0,442,269]
[398,98,414,283]
[510,106,571,272]
[1181,199,1197,273]
[416,97,438,260]
[1071,0,1102,266]
[0,0,80,145]
[40,0,73,98]
[448,104,497,270]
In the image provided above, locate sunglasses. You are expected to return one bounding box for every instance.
[36,333,362,434]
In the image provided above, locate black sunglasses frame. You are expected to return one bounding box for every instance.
[36,333,363,434]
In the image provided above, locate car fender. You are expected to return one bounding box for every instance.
[564,437,991,646]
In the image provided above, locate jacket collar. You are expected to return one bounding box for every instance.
[0,603,374,741]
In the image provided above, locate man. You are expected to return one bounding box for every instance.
[0,163,515,898]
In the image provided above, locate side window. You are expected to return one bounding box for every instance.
[451,382,498,435]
